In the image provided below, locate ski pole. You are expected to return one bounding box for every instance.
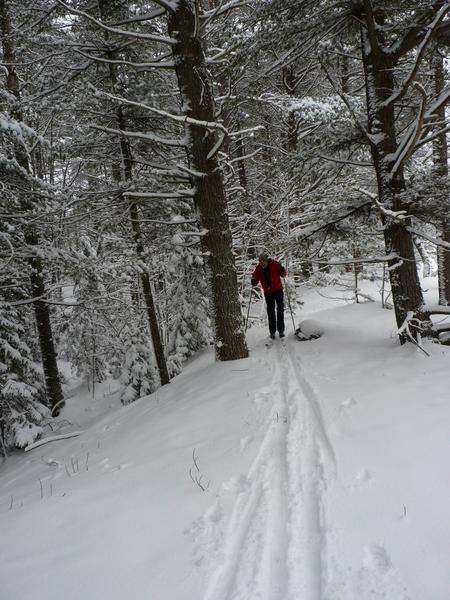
[244,288,254,333]
[285,283,296,332]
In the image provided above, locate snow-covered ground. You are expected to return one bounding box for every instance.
[1,278,449,600]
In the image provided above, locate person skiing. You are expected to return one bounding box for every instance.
[251,253,286,339]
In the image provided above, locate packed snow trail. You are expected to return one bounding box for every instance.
[204,338,336,600]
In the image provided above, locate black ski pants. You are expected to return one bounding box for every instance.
[265,290,284,335]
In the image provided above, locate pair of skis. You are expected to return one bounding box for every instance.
[265,335,286,348]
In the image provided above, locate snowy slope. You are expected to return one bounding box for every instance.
[1,280,449,600]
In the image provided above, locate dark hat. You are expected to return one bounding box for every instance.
[258,252,269,261]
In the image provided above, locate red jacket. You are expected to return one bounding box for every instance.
[251,259,286,294]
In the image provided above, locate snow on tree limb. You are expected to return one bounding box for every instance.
[390,82,427,175]
[24,432,83,452]
[386,3,442,57]
[55,0,177,45]
[407,227,450,251]
[201,0,251,21]
[89,87,228,133]
[421,304,450,315]
[383,2,450,107]
[75,50,174,70]
[124,190,195,199]
[91,125,186,147]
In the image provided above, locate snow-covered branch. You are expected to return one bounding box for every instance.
[319,154,373,168]
[24,432,83,452]
[55,0,176,45]
[110,8,166,25]
[91,125,186,147]
[320,61,369,140]
[421,304,450,316]
[201,0,251,20]
[355,187,411,222]
[228,125,265,138]
[0,232,14,272]
[390,82,427,175]
[90,87,228,133]
[227,148,261,166]
[124,190,195,200]
[384,2,450,107]
[76,50,174,70]
[407,227,450,250]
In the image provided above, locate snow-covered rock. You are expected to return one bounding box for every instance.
[295,318,325,340]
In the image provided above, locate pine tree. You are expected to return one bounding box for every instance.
[0,0,64,412]
[167,0,249,360]
[0,303,48,454]
[119,323,159,404]
[167,246,211,376]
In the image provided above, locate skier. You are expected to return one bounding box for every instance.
[251,253,286,339]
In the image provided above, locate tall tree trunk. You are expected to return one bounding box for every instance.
[432,50,450,305]
[360,24,425,342]
[98,0,170,384]
[128,200,170,385]
[167,0,248,360]
[0,0,64,414]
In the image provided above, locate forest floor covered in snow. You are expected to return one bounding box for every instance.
[1,277,449,600]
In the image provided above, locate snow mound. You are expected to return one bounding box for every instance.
[295,319,324,340]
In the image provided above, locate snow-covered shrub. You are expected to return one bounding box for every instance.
[0,304,48,453]
[166,249,211,376]
[119,324,158,404]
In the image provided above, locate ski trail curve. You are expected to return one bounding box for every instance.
[203,340,336,600]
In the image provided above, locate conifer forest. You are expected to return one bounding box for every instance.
[1,2,450,599]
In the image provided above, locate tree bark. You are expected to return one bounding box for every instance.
[360,20,425,341]
[167,0,248,360]
[432,50,450,305]
[0,0,64,414]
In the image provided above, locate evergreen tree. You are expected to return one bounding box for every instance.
[0,303,48,454]
[167,245,211,376]
[119,322,159,404]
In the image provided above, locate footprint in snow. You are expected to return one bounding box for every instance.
[356,544,410,599]
[363,544,392,573]
[350,468,374,493]
[239,434,254,452]
[186,498,225,571]
[253,389,271,406]
[221,474,251,494]
[341,396,357,408]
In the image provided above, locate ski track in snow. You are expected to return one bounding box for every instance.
[203,339,337,600]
